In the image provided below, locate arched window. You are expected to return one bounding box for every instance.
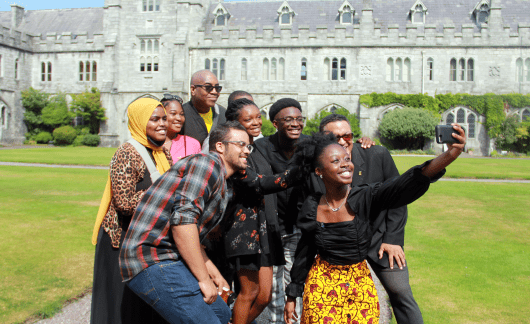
[155,0,160,11]
[516,58,523,82]
[141,39,146,53]
[457,109,465,123]
[153,57,159,72]
[467,59,474,81]
[467,114,476,138]
[340,58,346,80]
[301,58,307,80]
[219,58,225,80]
[331,58,338,80]
[86,60,91,81]
[450,58,457,81]
[212,58,218,78]
[341,6,352,24]
[446,113,455,125]
[140,56,146,72]
[404,58,411,82]
[427,57,434,81]
[395,58,402,81]
[477,4,489,26]
[14,58,18,80]
[281,7,291,25]
[459,58,465,81]
[216,9,225,26]
[413,4,424,23]
[324,58,330,81]
[387,58,394,81]
[263,58,269,80]
[279,58,285,81]
[41,62,46,81]
[271,58,277,81]
[79,61,84,81]
[143,0,147,12]
[147,56,152,72]
[523,109,530,121]
[149,0,153,11]
[205,58,210,70]
[1,106,5,128]
[525,58,530,82]
[47,62,52,81]
[92,61,97,81]
[147,40,153,53]
[241,58,247,81]
[154,39,159,53]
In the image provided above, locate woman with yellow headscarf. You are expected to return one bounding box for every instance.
[91,98,172,324]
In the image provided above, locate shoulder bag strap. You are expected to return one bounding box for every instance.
[127,139,161,183]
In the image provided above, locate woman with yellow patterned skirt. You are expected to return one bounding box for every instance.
[284,129,466,324]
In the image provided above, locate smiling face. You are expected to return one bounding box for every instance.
[273,107,304,141]
[165,100,185,137]
[222,129,251,172]
[237,105,262,140]
[190,72,220,112]
[315,144,354,186]
[322,120,354,155]
[145,106,168,143]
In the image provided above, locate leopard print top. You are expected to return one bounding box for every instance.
[101,142,172,248]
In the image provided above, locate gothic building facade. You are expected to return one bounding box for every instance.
[0,0,529,154]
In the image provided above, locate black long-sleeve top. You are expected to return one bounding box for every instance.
[286,161,445,298]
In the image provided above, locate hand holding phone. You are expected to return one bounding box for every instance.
[435,125,461,144]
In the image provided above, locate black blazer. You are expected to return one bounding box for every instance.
[181,101,226,146]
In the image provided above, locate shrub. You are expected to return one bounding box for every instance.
[302,107,361,137]
[261,119,276,137]
[81,134,101,147]
[379,107,439,150]
[53,125,77,145]
[42,93,72,129]
[74,126,91,136]
[35,131,53,144]
[72,135,85,147]
[70,88,107,134]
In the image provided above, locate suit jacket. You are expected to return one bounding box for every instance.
[304,144,407,268]
[181,101,226,147]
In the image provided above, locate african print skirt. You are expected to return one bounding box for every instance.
[301,255,379,324]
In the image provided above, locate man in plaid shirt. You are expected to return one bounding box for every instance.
[119,121,251,324]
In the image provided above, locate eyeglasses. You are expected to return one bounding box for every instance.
[223,141,253,153]
[277,116,306,125]
[161,93,183,104]
[193,84,223,93]
[334,132,354,142]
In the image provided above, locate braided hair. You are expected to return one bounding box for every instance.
[225,98,258,122]
[294,132,339,171]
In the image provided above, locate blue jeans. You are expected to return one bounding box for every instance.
[127,260,231,324]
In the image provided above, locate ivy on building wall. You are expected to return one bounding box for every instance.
[359,92,530,137]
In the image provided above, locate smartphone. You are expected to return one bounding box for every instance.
[435,125,459,144]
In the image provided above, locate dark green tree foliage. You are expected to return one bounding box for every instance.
[70,88,106,134]
[22,88,50,137]
[53,125,77,146]
[302,107,361,137]
[378,107,439,150]
[261,119,276,137]
[41,92,71,129]
[495,116,530,154]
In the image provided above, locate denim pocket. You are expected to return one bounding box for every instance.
[158,260,200,296]
[127,269,160,307]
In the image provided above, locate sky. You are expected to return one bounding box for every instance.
[0,0,105,11]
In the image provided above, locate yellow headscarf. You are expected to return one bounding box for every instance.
[91,98,171,245]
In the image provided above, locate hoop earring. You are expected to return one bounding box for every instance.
[319,174,323,179]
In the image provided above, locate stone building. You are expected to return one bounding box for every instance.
[0,0,529,154]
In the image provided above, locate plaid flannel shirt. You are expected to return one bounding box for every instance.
[119,152,232,282]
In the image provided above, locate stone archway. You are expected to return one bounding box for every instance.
[0,102,10,143]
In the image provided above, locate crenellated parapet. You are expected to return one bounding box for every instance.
[0,23,32,52]
[32,32,106,53]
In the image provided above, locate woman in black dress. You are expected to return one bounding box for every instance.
[90,98,171,324]
[284,127,466,324]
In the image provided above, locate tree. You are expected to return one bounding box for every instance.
[494,116,520,151]
[70,88,107,134]
[302,107,361,137]
[378,107,439,150]
[41,92,71,129]
[22,88,50,137]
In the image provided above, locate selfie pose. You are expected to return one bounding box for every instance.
[284,124,466,324]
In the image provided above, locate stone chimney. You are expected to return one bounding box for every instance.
[488,0,502,30]
[11,4,24,28]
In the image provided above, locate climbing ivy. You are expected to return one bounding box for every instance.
[359,92,530,137]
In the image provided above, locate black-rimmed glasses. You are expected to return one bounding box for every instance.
[223,141,253,153]
[161,93,183,104]
[277,116,306,125]
[193,84,223,93]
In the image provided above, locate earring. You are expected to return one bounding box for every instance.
[319,174,323,179]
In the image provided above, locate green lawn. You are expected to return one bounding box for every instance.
[0,166,107,324]
[0,147,116,166]
[393,156,530,180]
[406,181,530,323]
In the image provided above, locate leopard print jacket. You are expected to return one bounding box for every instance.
[101,142,172,248]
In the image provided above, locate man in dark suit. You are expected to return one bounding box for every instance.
[181,70,226,149]
[319,114,424,324]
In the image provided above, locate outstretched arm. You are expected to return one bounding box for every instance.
[421,124,466,178]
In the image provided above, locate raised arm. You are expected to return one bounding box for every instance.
[421,124,465,178]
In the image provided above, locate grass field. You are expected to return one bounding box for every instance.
[0,149,529,323]
[0,147,117,166]
[0,166,106,324]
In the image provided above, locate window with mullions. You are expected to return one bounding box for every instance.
[522,109,530,121]
[204,58,225,80]
[386,57,410,82]
[427,57,434,81]
[142,0,160,12]
[324,57,346,81]
[41,61,52,82]
[140,39,159,72]
[263,57,284,81]
[301,58,307,80]
[450,58,473,82]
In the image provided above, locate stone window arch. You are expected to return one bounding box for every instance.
[427,57,434,81]
[410,1,427,24]
[139,38,160,72]
[219,59,225,81]
[473,1,490,27]
[241,58,247,81]
[301,58,307,80]
[378,104,404,121]
[467,113,476,138]
[459,58,466,81]
[338,1,355,25]
[450,58,457,81]
[216,9,225,26]
[387,58,394,81]
[525,58,530,82]
[85,60,91,81]
[1,106,6,128]
[212,59,218,78]
[263,58,269,80]
[404,58,411,82]
[271,58,277,81]
[142,0,160,12]
[324,58,330,80]
[522,109,530,121]
[340,58,347,80]
[332,58,338,80]
[446,113,455,125]
[260,103,274,120]
[444,107,480,139]
[279,58,285,81]
[212,4,230,27]
[457,108,465,123]
[467,58,474,81]
[92,61,97,81]
[395,58,402,81]
[277,1,295,26]
[516,58,523,82]
[205,58,210,70]
[79,61,84,81]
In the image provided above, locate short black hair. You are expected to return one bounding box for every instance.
[269,98,302,121]
[225,98,258,122]
[209,121,247,152]
[228,90,253,105]
[294,132,339,169]
[319,114,350,132]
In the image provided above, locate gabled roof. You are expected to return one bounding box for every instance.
[0,7,103,38]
